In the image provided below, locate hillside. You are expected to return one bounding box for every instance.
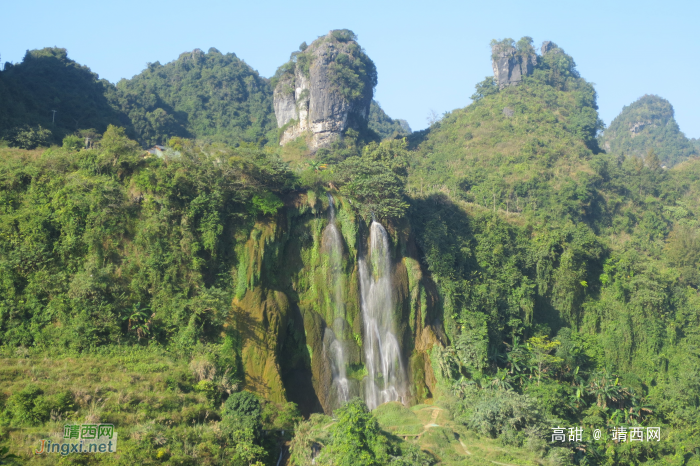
[369,100,412,139]
[0,48,129,146]
[404,38,700,465]
[600,94,698,167]
[0,46,410,150]
[110,48,278,147]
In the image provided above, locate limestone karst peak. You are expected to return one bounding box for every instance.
[273,29,377,151]
[491,37,538,90]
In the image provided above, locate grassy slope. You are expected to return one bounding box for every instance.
[0,347,220,465]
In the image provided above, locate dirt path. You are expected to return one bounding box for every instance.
[423,407,442,428]
[457,437,472,455]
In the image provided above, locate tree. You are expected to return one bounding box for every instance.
[7,124,52,149]
[337,139,409,220]
[526,336,562,386]
[470,77,498,102]
[317,398,390,466]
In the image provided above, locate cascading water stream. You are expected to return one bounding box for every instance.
[359,221,407,410]
[323,328,350,404]
[321,194,350,406]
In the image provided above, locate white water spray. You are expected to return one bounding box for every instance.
[323,328,350,404]
[322,194,350,406]
[359,221,407,410]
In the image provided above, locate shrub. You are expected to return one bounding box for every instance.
[6,384,50,426]
[7,125,52,149]
[62,134,84,151]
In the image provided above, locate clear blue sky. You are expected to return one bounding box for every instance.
[2,0,698,138]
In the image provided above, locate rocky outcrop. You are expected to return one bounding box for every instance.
[629,120,652,136]
[491,43,537,90]
[274,30,375,151]
[541,41,556,55]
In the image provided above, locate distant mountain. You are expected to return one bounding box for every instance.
[408,39,604,224]
[368,100,411,139]
[0,47,129,145]
[1,46,415,150]
[110,48,278,147]
[600,94,698,166]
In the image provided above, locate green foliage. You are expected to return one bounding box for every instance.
[368,101,411,139]
[330,29,358,42]
[4,384,71,426]
[0,440,18,465]
[0,132,293,350]
[470,77,498,102]
[5,125,52,149]
[250,192,284,216]
[262,401,302,431]
[336,139,409,220]
[315,399,389,466]
[110,48,277,147]
[222,390,262,433]
[62,134,83,151]
[460,389,544,443]
[601,94,698,166]
[0,47,128,145]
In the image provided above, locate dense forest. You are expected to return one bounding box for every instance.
[0,33,699,466]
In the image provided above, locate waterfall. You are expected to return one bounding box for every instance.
[323,328,350,404]
[323,194,344,310]
[359,221,407,410]
[322,194,350,406]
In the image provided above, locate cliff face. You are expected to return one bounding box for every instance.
[273,30,376,151]
[231,192,442,415]
[491,43,537,90]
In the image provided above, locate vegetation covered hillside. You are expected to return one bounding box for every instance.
[110,48,279,147]
[404,38,700,465]
[0,48,130,147]
[369,100,412,139]
[600,94,698,167]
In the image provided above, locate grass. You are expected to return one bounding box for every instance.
[373,402,551,466]
[0,346,231,465]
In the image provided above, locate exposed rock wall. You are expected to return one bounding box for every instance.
[231,192,443,415]
[492,44,537,90]
[273,31,374,151]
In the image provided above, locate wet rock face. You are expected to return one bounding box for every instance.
[273,31,374,151]
[491,44,537,90]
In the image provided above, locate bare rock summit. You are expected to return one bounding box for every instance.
[273,30,376,151]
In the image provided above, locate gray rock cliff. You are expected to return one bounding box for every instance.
[273,30,375,151]
[491,42,537,90]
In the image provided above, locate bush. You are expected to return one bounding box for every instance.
[6,384,51,426]
[62,134,84,151]
[7,125,52,149]
[460,390,544,443]
[249,192,283,216]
